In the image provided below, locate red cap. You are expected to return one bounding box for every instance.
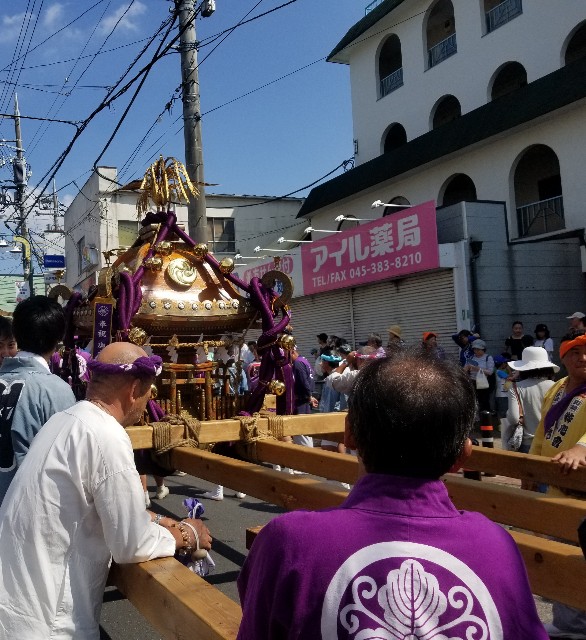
[422,331,437,342]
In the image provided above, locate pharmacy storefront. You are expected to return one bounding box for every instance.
[237,202,469,358]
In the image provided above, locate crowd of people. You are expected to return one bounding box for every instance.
[0,296,585,638]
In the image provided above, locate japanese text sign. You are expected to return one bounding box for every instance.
[92,298,114,358]
[301,201,439,295]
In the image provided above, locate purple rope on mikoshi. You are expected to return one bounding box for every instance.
[239,275,295,417]
[147,399,166,422]
[87,355,163,379]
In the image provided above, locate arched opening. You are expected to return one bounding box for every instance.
[383,123,407,154]
[440,174,477,206]
[378,35,403,98]
[483,0,523,34]
[431,95,461,130]
[336,215,361,232]
[490,62,527,100]
[564,21,586,65]
[514,145,564,238]
[426,0,457,68]
[383,196,411,216]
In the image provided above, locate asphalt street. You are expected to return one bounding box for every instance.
[99,466,554,639]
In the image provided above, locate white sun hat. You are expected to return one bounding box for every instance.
[509,346,559,373]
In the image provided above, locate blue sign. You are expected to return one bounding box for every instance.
[44,254,66,269]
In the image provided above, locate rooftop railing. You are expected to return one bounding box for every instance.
[365,0,384,14]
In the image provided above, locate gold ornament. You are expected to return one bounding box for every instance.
[193,243,209,260]
[150,384,158,399]
[166,258,197,287]
[278,334,296,351]
[144,256,163,271]
[219,257,234,274]
[137,156,199,214]
[128,327,148,346]
[155,241,173,256]
[268,380,286,396]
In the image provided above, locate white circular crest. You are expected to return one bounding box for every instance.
[321,541,503,640]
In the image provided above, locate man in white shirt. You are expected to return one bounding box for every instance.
[0,342,211,640]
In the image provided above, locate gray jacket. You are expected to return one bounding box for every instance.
[0,356,76,504]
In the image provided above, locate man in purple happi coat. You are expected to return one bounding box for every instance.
[237,350,548,639]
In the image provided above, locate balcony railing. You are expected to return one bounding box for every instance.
[516,195,564,237]
[365,0,384,14]
[428,33,457,68]
[380,67,404,98]
[486,0,522,33]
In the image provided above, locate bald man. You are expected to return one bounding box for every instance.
[0,343,212,639]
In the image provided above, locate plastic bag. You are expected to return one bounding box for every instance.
[507,423,524,451]
[475,369,489,390]
[176,497,216,577]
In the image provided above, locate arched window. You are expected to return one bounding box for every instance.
[513,145,564,238]
[490,62,527,101]
[483,0,523,34]
[425,0,457,68]
[378,35,403,98]
[440,174,477,206]
[383,196,411,216]
[564,21,586,65]
[431,95,461,130]
[383,123,407,154]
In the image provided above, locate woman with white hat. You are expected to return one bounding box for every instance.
[505,346,558,453]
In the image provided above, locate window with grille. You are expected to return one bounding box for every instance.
[207,217,235,253]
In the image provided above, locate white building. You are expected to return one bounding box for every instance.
[64,167,305,294]
[287,0,586,358]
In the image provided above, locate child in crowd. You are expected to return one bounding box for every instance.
[0,317,17,365]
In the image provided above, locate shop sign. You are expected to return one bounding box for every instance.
[301,201,439,295]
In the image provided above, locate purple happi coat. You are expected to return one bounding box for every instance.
[237,474,547,639]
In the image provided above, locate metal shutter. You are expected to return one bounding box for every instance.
[352,269,458,356]
[288,289,353,359]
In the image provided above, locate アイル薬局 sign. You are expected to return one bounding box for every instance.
[301,201,439,295]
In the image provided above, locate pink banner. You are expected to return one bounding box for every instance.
[301,201,439,295]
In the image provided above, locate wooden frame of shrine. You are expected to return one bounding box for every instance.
[107,412,586,640]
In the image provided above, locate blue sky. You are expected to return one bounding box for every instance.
[0,0,364,216]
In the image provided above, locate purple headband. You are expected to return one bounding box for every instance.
[87,355,163,379]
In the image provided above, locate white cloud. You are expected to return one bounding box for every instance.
[99,1,147,35]
[42,3,65,30]
[0,13,33,45]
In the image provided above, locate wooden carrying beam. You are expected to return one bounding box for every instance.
[109,558,241,640]
[169,447,347,512]
[465,446,586,492]
[126,412,346,448]
[168,445,584,543]
[510,530,586,611]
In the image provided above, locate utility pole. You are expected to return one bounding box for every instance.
[176,0,209,244]
[12,95,33,297]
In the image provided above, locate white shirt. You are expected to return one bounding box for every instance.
[506,378,555,446]
[326,366,358,395]
[0,401,175,639]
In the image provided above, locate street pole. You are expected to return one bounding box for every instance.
[176,0,208,243]
[12,95,33,297]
